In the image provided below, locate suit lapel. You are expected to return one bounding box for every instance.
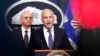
[30,28,33,41]
[52,27,59,49]
[17,28,26,48]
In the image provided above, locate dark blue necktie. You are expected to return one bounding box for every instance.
[24,30,28,47]
[48,30,53,49]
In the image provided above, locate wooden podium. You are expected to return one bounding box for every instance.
[34,50,78,56]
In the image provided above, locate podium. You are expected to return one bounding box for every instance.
[34,50,78,56]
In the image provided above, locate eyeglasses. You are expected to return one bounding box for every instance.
[23,17,32,19]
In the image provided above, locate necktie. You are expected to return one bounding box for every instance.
[48,30,53,49]
[24,30,28,47]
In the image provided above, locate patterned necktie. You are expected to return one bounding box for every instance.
[48,30,53,49]
[24,30,28,47]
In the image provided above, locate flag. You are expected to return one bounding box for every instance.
[73,0,100,55]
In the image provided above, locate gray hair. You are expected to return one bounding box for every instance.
[41,8,54,17]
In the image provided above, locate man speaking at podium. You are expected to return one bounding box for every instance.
[33,9,73,50]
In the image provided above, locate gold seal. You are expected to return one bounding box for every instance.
[47,50,70,56]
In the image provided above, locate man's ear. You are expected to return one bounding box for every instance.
[41,18,43,22]
[32,18,33,21]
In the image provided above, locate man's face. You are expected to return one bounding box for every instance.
[20,12,33,27]
[42,10,54,29]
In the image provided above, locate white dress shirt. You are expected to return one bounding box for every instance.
[43,26,54,47]
[21,26,31,42]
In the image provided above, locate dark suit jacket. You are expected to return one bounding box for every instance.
[34,26,73,50]
[78,28,100,56]
[8,27,35,56]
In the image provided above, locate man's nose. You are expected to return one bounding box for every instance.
[27,17,32,20]
[47,18,50,21]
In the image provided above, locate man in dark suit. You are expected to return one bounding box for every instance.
[78,28,100,56]
[34,9,73,50]
[8,11,35,56]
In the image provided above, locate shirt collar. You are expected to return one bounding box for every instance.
[43,26,54,32]
[21,26,31,33]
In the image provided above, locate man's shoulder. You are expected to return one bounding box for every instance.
[31,27,35,31]
[13,27,21,32]
[36,27,43,30]
[35,27,43,33]
[55,27,66,32]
